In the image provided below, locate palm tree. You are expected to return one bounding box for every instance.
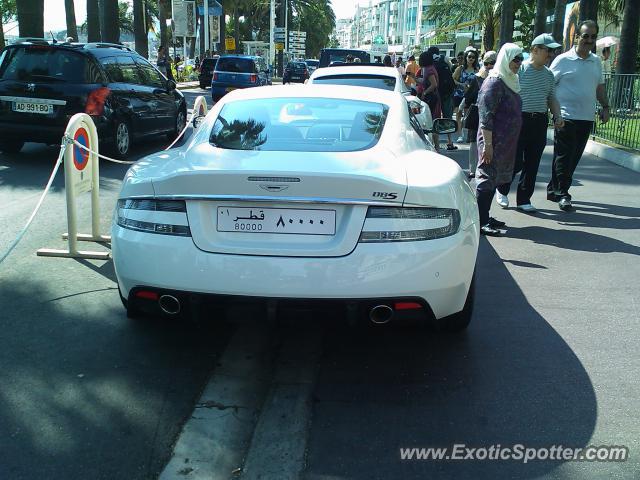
[552,0,567,47]
[133,0,148,57]
[579,0,599,21]
[65,0,78,41]
[159,0,171,52]
[16,0,44,38]
[499,0,514,45]
[101,0,120,43]
[534,0,547,36]
[425,0,500,51]
[617,0,639,74]
[87,0,101,42]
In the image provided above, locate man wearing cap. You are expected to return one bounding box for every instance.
[546,20,609,211]
[495,33,564,212]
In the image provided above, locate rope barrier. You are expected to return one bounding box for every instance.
[0,140,69,265]
[1,100,208,266]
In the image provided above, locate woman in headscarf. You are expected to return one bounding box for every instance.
[474,43,523,236]
[462,50,497,178]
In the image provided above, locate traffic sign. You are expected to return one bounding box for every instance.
[225,37,235,50]
[73,127,90,172]
[275,42,284,51]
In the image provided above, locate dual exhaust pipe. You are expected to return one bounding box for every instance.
[158,295,395,324]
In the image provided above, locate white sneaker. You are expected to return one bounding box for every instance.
[495,192,509,208]
[517,203,537,213]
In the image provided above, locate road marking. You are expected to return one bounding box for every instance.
[241,326,324,480]
[159,322,273,480]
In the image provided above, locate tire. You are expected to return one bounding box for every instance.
[434,271,475,332]
[168,106,187,141]
[0,140,25,154]
[111,119,132,158]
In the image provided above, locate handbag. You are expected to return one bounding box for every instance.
[463,104,479,130]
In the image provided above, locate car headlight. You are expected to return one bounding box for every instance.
[359,207,460,242]
[116,199,191,236]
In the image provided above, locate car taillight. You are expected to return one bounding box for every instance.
[359,207,460,242]
[250,74,257,83]
[213,72,218,81]
[85,86,111,116]
[116,199,191,236]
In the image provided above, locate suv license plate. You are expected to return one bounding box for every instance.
[217,207,336,235]
[12,102,53,114]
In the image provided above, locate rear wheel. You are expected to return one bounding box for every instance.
[0,140,25,154]
[434,271,475,332]
[111,119,132,158]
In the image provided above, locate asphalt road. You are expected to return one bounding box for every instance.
[1,94,639,480]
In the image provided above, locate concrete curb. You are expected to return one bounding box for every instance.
[546,129,640,174]
[177,82,201,90]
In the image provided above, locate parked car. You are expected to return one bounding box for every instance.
[308,64,433,134]
[283,61,309,84]
[211,55,271,102]
[198,56,219,89]
[318,48,371,68]
[0,39,186,157]
[112,85,478,331]
[304,59,319,75]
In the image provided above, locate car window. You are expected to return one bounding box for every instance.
[216,57,256,73]
[0,46,90,83]
[135,58,165,88]
[117,56,141,84]
[312,74,396,91]
[101,57,123,82]
[306,60,319,67]
[209,97,388,152]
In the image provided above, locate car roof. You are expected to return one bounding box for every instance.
[5,40,135,58]
[218,54,257,59]
[219,84,403,106]
[310,65,402,80]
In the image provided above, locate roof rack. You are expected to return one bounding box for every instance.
[83,43,132,51]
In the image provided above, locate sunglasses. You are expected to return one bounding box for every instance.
[467,55,477,59]
[512,56,524,63]
[484,61,495,66]
[579,33,598,40]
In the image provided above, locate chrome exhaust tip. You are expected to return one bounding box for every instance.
[369,305,393,324]
[159,295,181,315]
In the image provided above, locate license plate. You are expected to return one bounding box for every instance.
[217,207,336,235]
[12,102,53,114]
[291,76,300,79]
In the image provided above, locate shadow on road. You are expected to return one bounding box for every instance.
[304,239,598,480]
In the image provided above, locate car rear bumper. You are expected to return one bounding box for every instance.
[112,224,479,319]
[211,84,256,98]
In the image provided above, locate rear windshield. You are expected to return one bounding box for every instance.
[216,57,255,73]
[313,74,396,91]
[306,60,319,67]
[0,47,94,83]
[209,97,388,152]
[201,58,218,69]
[289,62,307,69]
[321,50,369,66]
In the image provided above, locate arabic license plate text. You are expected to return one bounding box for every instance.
[217,207,336,235]
[12,102,53,114]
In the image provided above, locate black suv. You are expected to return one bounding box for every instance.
[198,56,219,89]
[0,40,186,157]
[283,61,309,84]
[318,48,371,68]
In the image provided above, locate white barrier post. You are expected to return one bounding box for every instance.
[37,114,110,259]
[192,96,208,126]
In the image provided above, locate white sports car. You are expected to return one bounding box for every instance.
[307,64,433,135]
[112,85,479,330]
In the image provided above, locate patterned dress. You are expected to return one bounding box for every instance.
[476,76,522,187]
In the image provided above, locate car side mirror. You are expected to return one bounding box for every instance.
[167,80,177,91]
[432,118,457,134]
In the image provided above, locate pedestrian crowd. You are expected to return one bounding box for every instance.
[396,19,609,236]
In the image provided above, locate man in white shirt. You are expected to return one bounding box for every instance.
[547,20,610,211]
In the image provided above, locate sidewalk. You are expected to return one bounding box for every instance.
[176,81,201,90]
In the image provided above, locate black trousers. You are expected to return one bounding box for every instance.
[547,119,593,200]
[497,112,548,205]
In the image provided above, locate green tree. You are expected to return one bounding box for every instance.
[65,0,78,41]
[426,0,500,51]
[0,0,17,48]
[16,0,44,38]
